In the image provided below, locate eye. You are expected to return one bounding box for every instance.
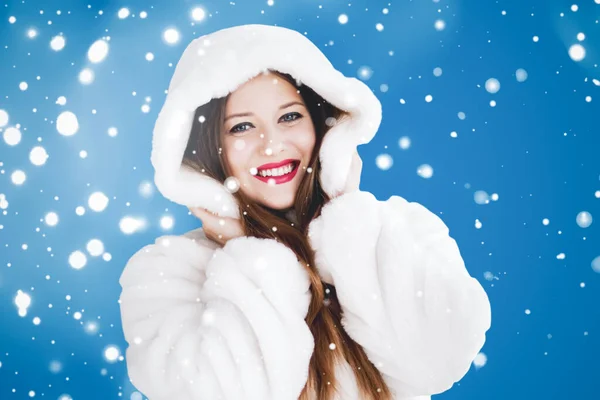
[280,112,303,123]
[229,122,254,134]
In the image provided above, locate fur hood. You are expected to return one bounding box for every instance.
[151,24,381,218]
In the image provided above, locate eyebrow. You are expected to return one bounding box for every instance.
[224,101,304,122]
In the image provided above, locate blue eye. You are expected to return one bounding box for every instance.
[230,123,253,134]
[281,112,302,122]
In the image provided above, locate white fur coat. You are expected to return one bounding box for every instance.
[119,24,492,400]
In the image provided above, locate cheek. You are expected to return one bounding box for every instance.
[294,128,316,155]
[224,137,256,175]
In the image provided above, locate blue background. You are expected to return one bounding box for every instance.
[1,0,599,399]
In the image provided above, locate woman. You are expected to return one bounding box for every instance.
[119,24,492,400]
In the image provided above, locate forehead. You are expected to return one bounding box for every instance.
[225,73,303,112]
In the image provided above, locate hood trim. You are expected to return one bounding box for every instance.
[151,24,382,218]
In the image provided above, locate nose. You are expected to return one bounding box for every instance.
[260,126,285,156]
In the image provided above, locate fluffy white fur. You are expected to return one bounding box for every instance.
[120,233,315,399]
[307,191,492,398]
[121,23,491,400]
[151,24,381,218]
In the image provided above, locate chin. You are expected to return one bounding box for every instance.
[262,198,294,211]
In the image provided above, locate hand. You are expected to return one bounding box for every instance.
[189,207,245,246]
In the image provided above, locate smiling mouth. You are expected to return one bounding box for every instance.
[253,160,300,184]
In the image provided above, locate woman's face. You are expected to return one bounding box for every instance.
[221,72,316,211]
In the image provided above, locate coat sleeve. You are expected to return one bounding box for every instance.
[119,232,314,400]
[307,191,492,398]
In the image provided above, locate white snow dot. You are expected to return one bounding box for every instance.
[15,290,32,316]
[27,29,38,38]
[224,176,240,193]
[542,218,550,226]
[3,127,21,146]
[485,78,501,94]
[138,181,154,198]
[458,111,466,120]
[45,212,59,226]
[19,81,28,91]
[433,67,443,77]
[533,35,539,42]
[425,94,433,102]
[117,8,130,19]
[30,146,49,166]
[585,96,592,103]
[33,317,41,325]
[375,23,384,31]
[375,154,393,171]
[8,16,16,24]
[357,66,373,81]
[88,192,109,212]
[571,4,578,12]
[11,170,27,185]
[73,311,82,320]
[525,309,531,315]
[79,68,95,84]
[191,7,206,21]
[87,39,109,63]
[591,256,600,273]
[163,28,180,45]
[557,253,566,260]
[329,343,336,350]
[568,44,586,61]
[398,136,411,150]
[75,206,86,216]
[450,131,458,138]
[145,52,154,61]
[474,190,490,205]
[160,215,174,230]
[50,35,66,51]
[68,251,87,270]
[107,127,118,137]
[577,32,585,41]
[576,211,592,228]
[0,109,9,127]
[86,239,105,256]
[417,164,434,179]
[472,352,487,369]
[516,68,528,82]
[120,216,146,234]
[130,392,143,400]
[56,96,67,106]
[434,19,446,31]
[56,111,79,136]
[475,219,482,229]
[338,14,348,24]
[104,345,120,362]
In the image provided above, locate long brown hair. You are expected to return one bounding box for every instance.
[182,70,392,400]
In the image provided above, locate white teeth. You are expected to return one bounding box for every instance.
[258,162,295,177]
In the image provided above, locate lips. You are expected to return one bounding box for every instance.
[256,158,299,171]
[253,160,300,185]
